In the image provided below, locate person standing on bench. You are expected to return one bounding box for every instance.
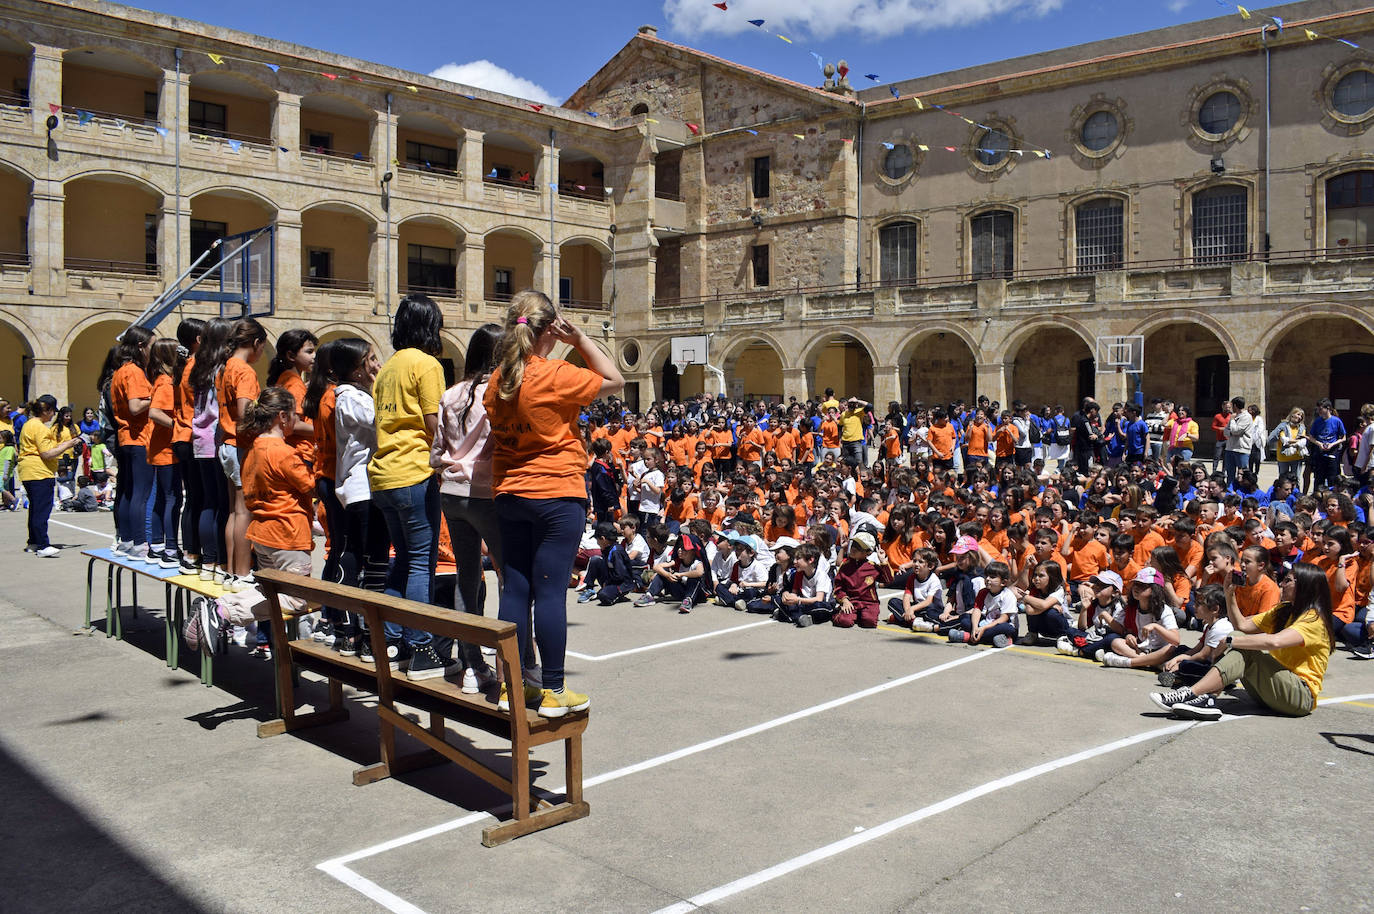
[485,291,624,717]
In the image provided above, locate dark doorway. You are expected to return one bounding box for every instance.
[661,358,680,402]
[1077,358,1095,407]
[1195,354,1230,420]
[623,381,641,413]
[1329,352,1374,430]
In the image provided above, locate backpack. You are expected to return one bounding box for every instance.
[1028,421,1042,445]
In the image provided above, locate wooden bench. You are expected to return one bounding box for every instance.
[252,568,590,846]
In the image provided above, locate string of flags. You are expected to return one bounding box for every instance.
[1216,0,1363,50]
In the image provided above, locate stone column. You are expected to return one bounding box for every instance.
[975,361,1009,406]
[626,369,657,409]
[30,357,66,405]
[159,67,188,134]
[272,92,301,150]
[372,224,399,314]
[1229,359,1266,413]
[28,45,61,132]
[539,245,559,298]
[463,238,485,304]
[872,364,901,409]
[158,196,188,285]
[371,105,396,171]
[1094,369,1131,410]
[782,367,810,404]
[461,129,484,200]
[28,181,63,297]
[275,208,303,310]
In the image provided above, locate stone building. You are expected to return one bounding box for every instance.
[2,0,1374,428]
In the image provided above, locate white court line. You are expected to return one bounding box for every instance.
[567,620,774,662]
[651,690,1374,914]
[50,518,113,539]
[316,650,999,911]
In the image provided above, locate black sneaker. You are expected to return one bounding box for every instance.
[158,549,181,570]
[1015,634,1039,646]
[1170,693,1222,721]
[335,625,358,657]
[179,554,199,574]
[313,620,334,644]
[358,633,375,665]
[384,638,408,672]
[1353,643,1374,660]
[404,644,451,681]
[1148,686,1196,713]
[195,596,222,657]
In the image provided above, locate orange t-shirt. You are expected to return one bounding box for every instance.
[277,368,315,467]
[147,374,175,466]
[1172,537,1204,574]
[774,428,798,463]
[820,420,840,448]
[1132,529,1166,567]
[994,424,1018,459]
[965,423,991,458]
[216,356,260,449]
[1314,553,1358,624]
[484,355,603,501]
[243,435,315,551]
[173,355,195,445]
[1235,574,1281,617]
[737,428,769,465]
[1066,538,1109,581]
[314,385,337,483]
[927,423,955,460]
[709,428,734,459]
[111,362,153,448]
[1112,556,1142,585]
[665,436,690,466]
[883,430,901,459]
[797,429,815,463]
[667,493,698,524]
[1352,555,1374,610]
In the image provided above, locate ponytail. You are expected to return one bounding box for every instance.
[494,290,557,401]
[238,387,296,439]
[267,328,318,385]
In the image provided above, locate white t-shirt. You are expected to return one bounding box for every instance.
[979,587,1018,623]
[733,555,771,588]
[792,567,832,600]
[625,533,649,567]
[627,458,646,500]
[639,468,665,514]
[1114,602,1179,652]
[906,572,943,608]
[1201,617,1235,649]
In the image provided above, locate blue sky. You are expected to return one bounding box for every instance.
[129,0,1250,104]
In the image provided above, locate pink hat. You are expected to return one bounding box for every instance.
[950,535,980,556]
[1132,566,1164,586]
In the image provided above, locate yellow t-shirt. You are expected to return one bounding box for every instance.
[0,415,14,438]
[839,408,865,443]
[17,417,57,482]
[368,348,444,492]
[1251,605,1331,700]
[820,398,840,413]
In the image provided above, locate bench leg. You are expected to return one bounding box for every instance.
[131,575,138,618]
[84,558,95,632]
[108,566,121,640]
[164,584,174,668]
[565,733,584,806]
[481,801,591,848]
[258,676,349,738]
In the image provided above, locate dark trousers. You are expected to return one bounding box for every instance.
[955,612,1016,644]
[174,442,200,556]
[317,477,346,623]
[195,457,227,567]
[23,478,54,549]
[716,582,765,606]
[441,493,507,672]
[149,462,182,551]
[116,445,152,545]
[1025,609,1074,640]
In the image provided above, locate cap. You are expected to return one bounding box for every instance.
[950,535,980,555]
[773,536,801,549]
[718,530,740,543]
[850,531,876,553]
[734,534,764,554]
[1132,566,1164,586]
[1089,570,1124,591]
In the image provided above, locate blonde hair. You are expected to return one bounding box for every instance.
[494,290,557,401]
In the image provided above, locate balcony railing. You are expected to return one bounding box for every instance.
[0,250,29,266]
[302,276,372,292]
[558,183,606,201]
[59,104,158,128]
[399,160,458,177]
[560,297,608,311]
[483,174,539,192]
[302,145,373,163]
[65,257,158,275]
[400,283,461,299]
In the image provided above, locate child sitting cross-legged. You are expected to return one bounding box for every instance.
[1100,566,1181,668]
[577,521,638,606]
[774,542,833,627]
[948,560,1017,647]
[1157,584,1233,688]
[747,538,798,613]
[887,548,943,631]
[1057,571,1123,657]
[831,532,881,628]
[1016,559,1075,646]
[636,531,711,613]
[715,533,772,610]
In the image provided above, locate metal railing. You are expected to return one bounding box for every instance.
[302,276,373,292]
[560,297,609,311]
[483,174,539,192]
[190,127,274,148]
[301,146,374,163]
[59,104,157,128]
[400,283,461,299]
[399,161,459,177]
[0,251,29,267]
[65,257,158,275]
[558,184,607,201]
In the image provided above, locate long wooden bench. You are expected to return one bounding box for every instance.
[252,568,590,847]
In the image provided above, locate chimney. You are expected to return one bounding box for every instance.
[638,24,658,37]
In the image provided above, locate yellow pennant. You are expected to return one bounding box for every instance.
[917,144,929,151]
[207,53,224,65]
[1237,5,1251,19]
[777,34,793,44]
[913,97,923,110]
[405,85,419,93]
[646,117,659,123]
[793,133,804,139]
[1304,28,1318,40]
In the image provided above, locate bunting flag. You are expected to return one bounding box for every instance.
[156,127,169,137]
[265,63,279,73]
[777,34,793,44]
[686,122,700,135]
[226,139,242,152]
[405,85,418,93]
[1236,6,1250,19]
[587,111,600,117]
[279,146,289,152]
[792,133,804,139]
[48,103,60,115]
[747,19,764,27]
[713,1,728,8]
[916,144,928,151]
[77,110,93,125]
[811,51,824,72]
[889,86,900,98]
[487,167,498,177]
[528,103,544,111]
[321,72,338,80]
[1305,28,1319,40]
[646,117,660,123]
[881,141,894,149]
[745,129,757,135]
[207,52,224,65]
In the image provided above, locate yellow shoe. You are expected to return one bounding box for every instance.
[538,687,590,718]
[497,682,542,712]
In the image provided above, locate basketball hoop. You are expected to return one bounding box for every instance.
[1095,334,1144,375]
[672,360,689,376]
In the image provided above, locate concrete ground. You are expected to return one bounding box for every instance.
[1,493,1372,914]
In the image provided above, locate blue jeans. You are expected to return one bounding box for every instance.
[373,476,440,647]
[1223,449,1249,488]
[148,462,182,551]
[23,478,54,549]
[495,494,586,691]
[1336,606,1370,648]
[117,445,153,545]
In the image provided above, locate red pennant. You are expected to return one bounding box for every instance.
[713,1,728,9]
[321,72,338,80]
[944,146,957,152]
[349,75,362,82]
[49,103,61,115]
[838,64,849,78]
[686,122,700,135]
[528,103,544,111]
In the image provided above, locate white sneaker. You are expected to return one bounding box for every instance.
[231,624,249,647]
[112,540,133,557]
[1055,636,1077,656]
[1102,652,1132,668]
[911,619,937,633]
[223,575,240,593]
[198,566,214,582]
[36,545,60,558]
[461,667,498,694]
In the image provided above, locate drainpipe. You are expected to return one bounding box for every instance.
[549,128,557,296]
[1262,25,1272,257]
[174,48,181,276]
[385,92,392,332]
[855,102,864,289]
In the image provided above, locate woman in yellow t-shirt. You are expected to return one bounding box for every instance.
[367,294,447,680]
[18,394,84,556]
[1149,562,1334,720]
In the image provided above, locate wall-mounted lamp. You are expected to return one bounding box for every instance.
[750,211,764,229]
[1210,156,1225,174]
[45,114,59,133]
[380,170,393,211]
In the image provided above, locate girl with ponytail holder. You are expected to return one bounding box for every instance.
[145,338,185,569]
[110,326,155,561]
[216,317,267,592]
[483,290,624,717]
[266,329,319,469]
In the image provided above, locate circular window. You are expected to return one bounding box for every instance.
[883,144,913,180]
[622,340,640,368]
[1198,91,1241,135]
[976,129,1010,166]
[1334,70,1374,117]
[1080,111,1119,151]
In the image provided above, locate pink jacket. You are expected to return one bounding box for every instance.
[429,379,494,499]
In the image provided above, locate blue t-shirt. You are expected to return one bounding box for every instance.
[1126,419,1149,454]
[1309,415,1346,446]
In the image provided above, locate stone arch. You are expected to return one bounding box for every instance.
[0,157,37,184]
[483,224,544,247]
[64,318,128,411]
[187,183,281,214]
[300,198,379,224]
[0,310,37,405]
[895,324,980,407]
[1130,311,1236,418]
[63,44,164,76]
[718,334,786,403]
[62,169,167,198]
[1257,303,1374,356]
[397,211,469,238]
[1127,309,1239,360]
[800,329,877,402]
[1002,317,1096,410]
[559,233,612,256]
[1262,308,1374,428]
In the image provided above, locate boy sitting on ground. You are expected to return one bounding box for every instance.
[774,543,833,627]
[887,548,943,630]
[578,522,638,606]
[715,533,772,610]
[948,560,1017,647]
[832,532,881,628]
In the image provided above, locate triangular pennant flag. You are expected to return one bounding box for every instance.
[842,138,852,143]
[114,118,126,129]
[1304,28,1318,40]
[391,157,399,165]
[889,86,900,98]
[1237,6,1251,19]
[748,19,765,26]
[576,184,586,190]
[227,139,242,152]
[865,74,879,81]
[549,183,557,189]
[917,144,928,151]
[279,146,289,153]
[646,117,660,123]
[745,129,758,135]
[944,145,957,152]
[604,187,614,194]
[1269,15,1283,32]
[811,51,824,72]
[488,167,498,177]
[322,72,338,80]
[266,63,279,73]
[838,64,849,78]
[686,122,700,135]
[48,103,60,115]
[778,34,793,43]
[913,98,923,110]
[207,53,224,65]
[713,1,727,9]
[881,142,894,149]
[528,103,544,111]
[77,110,93,125]
[349,75,362,82]
[587,111,599,117]
[156,127,169,137]
[405,85,418,93]
[1337,38,1360,48]
[793,133,804,139]
[463,95,476,100]
[1031,150,1045,158]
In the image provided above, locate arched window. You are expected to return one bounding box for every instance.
[879,221,918,283]
[1192,185,1247,264]
[970,210,1014,278]
[1327,170,1374,252]
[630,103,649,116]
[1075,198,1124,271]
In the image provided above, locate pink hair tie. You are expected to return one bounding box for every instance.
[516,316,528,324]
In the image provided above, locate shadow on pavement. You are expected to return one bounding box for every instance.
[1321,732,1374,757]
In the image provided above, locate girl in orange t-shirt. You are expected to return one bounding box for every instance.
[215,317,267,589]
[110,326,155,559]
[303,339,343,612]
[266,328,319,469]
[173,318,204,571]
[483,291,623,716]
[145,338,185,568]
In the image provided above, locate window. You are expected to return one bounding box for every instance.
[404,140,458,174]
[1192,186,1248,263]
[1198,91,1241,135]
[1334,71,1374,118]
[559,276,574,304]
[975,129,1010,166]
[882,144,913,180]
[1075,199,1124,271]
[306,131,333,154]
[493,268,513,300]
[189,219,226,276]
[630,102,649,116]
[144,91,158,124]
[144,213,158,271]
[1327,171,1374,250]
[1080,111,1119,151]
[10,78,28,106]
[879,221,918,283]
[406,244,456,294]
[306,249,333,285]
[751,244,770,287]
[752,155,771,198]
[189,99,227,137]
[970,210,1014,278]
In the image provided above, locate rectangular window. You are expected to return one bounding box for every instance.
[879,221,919,283]
[559,276,574,304]
[188,99,227,137]
[144,213,158,272]
[1192,187,1247,264]
[306,131,333,154]
[1326,171,1374,251]
[752,155,771,198]
[406,244,456,295]
[144,91,158,124]
[493,268,513,299]
[970,211,1014,279]
[10,78,29,106]
[306,248,333,286]
[404,140,458,174]
[751,244,770,287]
[487,164,513,182]
[189,218,227,277]
[1075,200,1124,272]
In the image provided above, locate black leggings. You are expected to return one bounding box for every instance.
[195,457,228,566]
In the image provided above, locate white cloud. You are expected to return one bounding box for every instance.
[663,0,1064,41]
[427,60,556,105]
[1166,0,1190,11]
